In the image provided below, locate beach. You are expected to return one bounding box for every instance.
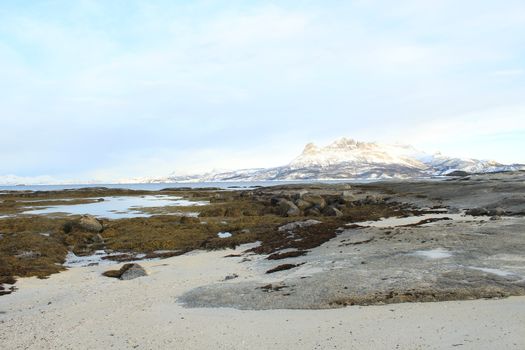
[1,245,524,350]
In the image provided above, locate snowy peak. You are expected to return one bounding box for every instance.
[290,137,427,170]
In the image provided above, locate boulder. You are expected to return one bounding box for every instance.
[465,208,489,216]
[341,191,357,202]
[90,233,104,244]
[302,195,326,209]
[78,215,103,232]
[305,207,322,216]
[488,207,506,216]
[291,190,309,200]
[278,200,301,217]
[323,206,344,217]
[120,264,148,280]
[270,196,284,205]
[224,273,239,281]
[103,263,147,280]
[294,199,312,210]
[362,195,383,205]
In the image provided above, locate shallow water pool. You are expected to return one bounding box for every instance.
[21,195,208,219]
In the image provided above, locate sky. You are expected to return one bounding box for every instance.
[1,0,524,183]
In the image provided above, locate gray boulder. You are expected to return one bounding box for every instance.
[466,208,489,216]
[302,195,326,209]
[323,206,344,217]
[341,190,357,202]
[79,215,103,232]
[103,263,147,280]
[292,190,309,200]
[305,207,321,216]
[294,199,312,210]
[119,264,147,280]
[488,207,506,216]
[278,200,301,217]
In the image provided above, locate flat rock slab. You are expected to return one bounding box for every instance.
[179,217,525,310]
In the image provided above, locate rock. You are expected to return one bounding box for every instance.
[102,269,122,278]
[305,207,321,216]
[362,195,383,205]
[292,190,309,200]
[78,215,103,232]
[271,196,284,205]
[119,264,147,280]
[89,233,104,244]
[323,206,344,217]
[302,195,326,209]
[224,273,239,281]
[120,264,148,281]
[294,199,312,210]
[466,208,489,216]
[103,263,147,280]
[488,207,506,216]
[341,191,357,202]
[278,200,301,217]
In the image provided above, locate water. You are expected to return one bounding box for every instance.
[21,195,208,219]
[0,179,368,192]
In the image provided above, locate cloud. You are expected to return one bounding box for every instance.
[1,1,525,179]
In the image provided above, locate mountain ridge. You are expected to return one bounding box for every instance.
[2,137,524,185]
[152,137,525,183]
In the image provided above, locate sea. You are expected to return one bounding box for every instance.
[0,180,364,192]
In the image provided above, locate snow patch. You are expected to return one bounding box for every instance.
[411,248,452,259]
[217,232,232,238]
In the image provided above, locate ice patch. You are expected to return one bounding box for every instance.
[411,248,452,259]
[217,232,232,238]
[350,213,487,228]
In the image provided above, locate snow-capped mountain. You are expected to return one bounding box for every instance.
[3,138,523,185]
[153,137,525,182]
[289,139,427,170]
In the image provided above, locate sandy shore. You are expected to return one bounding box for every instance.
[1,246,524,350]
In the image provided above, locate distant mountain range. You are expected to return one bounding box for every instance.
[2,138,524,185]
[146,138,525,183]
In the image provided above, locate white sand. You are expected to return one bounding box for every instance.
[1,246,524,350]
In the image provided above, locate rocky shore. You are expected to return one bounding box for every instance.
[1,171,525,348]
